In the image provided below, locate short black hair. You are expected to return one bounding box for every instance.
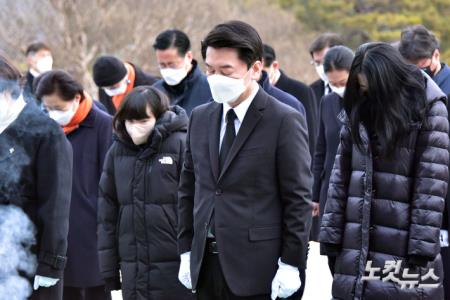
[399,25,439,62]
[323,46,355,73]
[309,33,343,57]
[26,42,51,56]
[263,44,276,67]
[113,86,170,140]
[35,70,85,102]
[153,29,191,56]
[202,20,263,68]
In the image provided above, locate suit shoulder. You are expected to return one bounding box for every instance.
[191,101,216,116]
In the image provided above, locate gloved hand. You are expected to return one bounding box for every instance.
[178,251,192,289]
[440,230,449,247]
[271,258,301,300]
[33,275,59,290]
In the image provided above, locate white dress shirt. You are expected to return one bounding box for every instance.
[219,82,259,151]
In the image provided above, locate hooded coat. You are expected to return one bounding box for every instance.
[97,106,193,300]
[319,78,449,300]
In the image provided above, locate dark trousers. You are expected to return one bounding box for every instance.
[63,286,111,300]
[442,247,450,298]
[29,279,63,300]
[197,252,303,300]
[328,256,337,276]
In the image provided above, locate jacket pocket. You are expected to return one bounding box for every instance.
[249,226,281,241]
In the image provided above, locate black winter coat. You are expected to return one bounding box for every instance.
[319,79,449,300]
[98,63,158,115]
[0,103,73,298]
[97,106,193,300]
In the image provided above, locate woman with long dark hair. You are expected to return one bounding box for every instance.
[319,42,449,299]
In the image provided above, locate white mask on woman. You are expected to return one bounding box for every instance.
[48,100,78,126]
[329,85,346,98]
[125,120,155,145]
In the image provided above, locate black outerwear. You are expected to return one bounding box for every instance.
[275,70,318,157]
[310,79,326,107]
[98,63,158,115]
[319,78,449,299]
[178,88,313,297]
[64,105,113,287]
[0,103,73,299]
[97,106,193,300]
[312,92,343,250]
[152,60,211,116]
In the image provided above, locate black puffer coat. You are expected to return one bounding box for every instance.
[319,78,449,300]
[97,106,193,300]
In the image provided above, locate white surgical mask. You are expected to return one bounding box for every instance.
[207,74,248,104]
[0,93,27,134]
[125,120,155,145]
[315,64,328,83]
[329,85,346,98]
[104,82,128,97]
[48,101,78,126]
[160,67,188,86]
[35,56,53,74]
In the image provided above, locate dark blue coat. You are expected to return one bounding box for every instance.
[64,104,113,287]
[258,71,306,115]
[152,60,211,116]
[312,92,343,246]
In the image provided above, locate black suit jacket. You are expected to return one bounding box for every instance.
[310,79,325,108]
[178,88,312,297]
[276,70,318,157]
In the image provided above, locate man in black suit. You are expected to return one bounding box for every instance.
[177,21,313,300]
[308,33,343,104]
[24,42,53,105]
[262,43,318,159]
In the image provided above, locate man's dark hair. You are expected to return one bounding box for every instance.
[309,33,343,57]
[323,46,355,73]
[35,70,85,102]
[263,44,276,68]
[201,20,263,68]
[26,42,51,56]
[399,25,440,62]
[113,86,170,141]
[153,29,191,56]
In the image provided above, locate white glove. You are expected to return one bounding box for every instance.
[271,258,301,300]
[178,251,192,289]
[441,230,449,247]
[33,275,59,290]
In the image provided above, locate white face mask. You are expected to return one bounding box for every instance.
[104,81,128,97]
[207,73,248,104]
[315,64,328,83]
[48,101,78,126]
[125,120,155,145]
[329,85,346,98]
[35,56,53,74]
[0,93,26,133]
[160,66,188,86]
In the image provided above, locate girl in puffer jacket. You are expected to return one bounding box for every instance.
[319,42,449,300]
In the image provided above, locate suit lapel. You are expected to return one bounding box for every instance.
[218,88,268,182]
[209,103,222,182]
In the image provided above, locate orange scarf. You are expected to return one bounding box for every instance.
[63,92,93,134]
[112,63,136,110]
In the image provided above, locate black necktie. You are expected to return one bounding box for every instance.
[219,109,237,171]
[210,109,237,238]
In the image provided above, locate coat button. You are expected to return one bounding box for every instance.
[216,189,222,196]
